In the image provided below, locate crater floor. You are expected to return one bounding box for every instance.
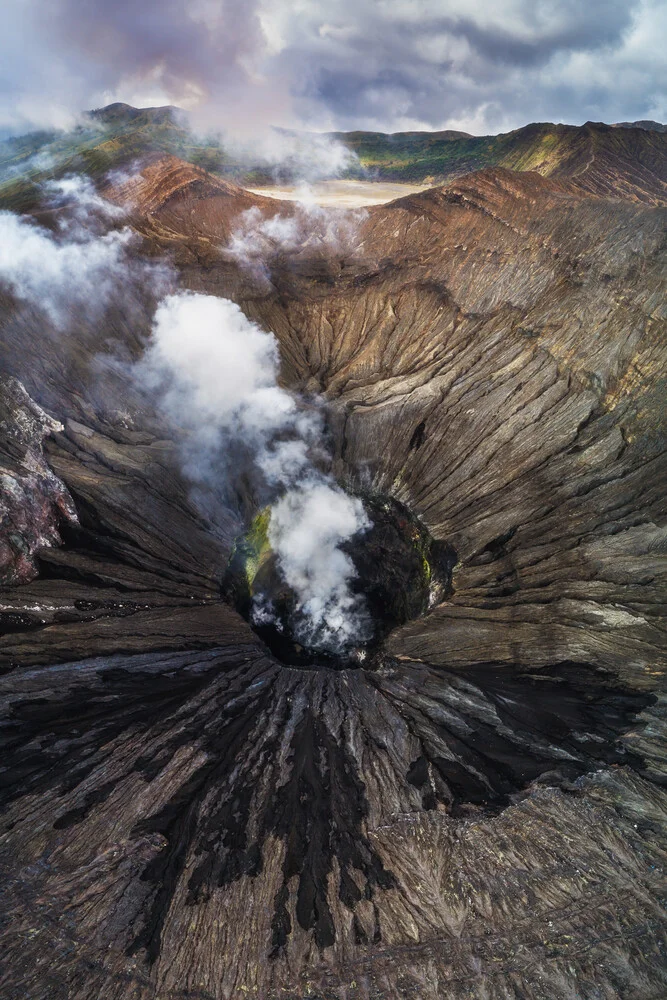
[245,179,432,208]
[224,493,456,668]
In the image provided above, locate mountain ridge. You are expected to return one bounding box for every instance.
[1,103,666,211]
[331,119,667,201]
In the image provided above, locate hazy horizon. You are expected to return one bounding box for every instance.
[4,97,664,145]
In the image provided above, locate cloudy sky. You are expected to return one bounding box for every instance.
[2,0,665,135]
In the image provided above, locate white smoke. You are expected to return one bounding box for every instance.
[268,484,371,652]
[225,196,367,287]
[219,127,360,183]
[0,147,58,182]
[0,176,169,326]
[0,211,134,325]
[138,291,371,653]
[43,174,126,231]
[137,292,317,484]
[228,197,366,256]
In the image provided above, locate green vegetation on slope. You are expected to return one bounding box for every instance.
[328,120,667,189]
[223,506,273,610]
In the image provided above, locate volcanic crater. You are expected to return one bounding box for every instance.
[224,492,458,669]
[0,153,666,1000]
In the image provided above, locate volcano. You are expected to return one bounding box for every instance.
[0,149,666,1000]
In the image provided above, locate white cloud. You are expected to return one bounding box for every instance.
[0,211,134,325]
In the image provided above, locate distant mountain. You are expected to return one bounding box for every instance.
[327,127,474,144]
[87,101,184,127]
[0,104,665,210]
[612,120,667,133]
[331,120,667,202]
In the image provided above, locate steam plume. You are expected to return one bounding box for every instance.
[226,196,366,286]
[0,211,134,325]
[268,484,370,651]
[139,291,371,653]
[0,177,167,325]
[0,172,372,654]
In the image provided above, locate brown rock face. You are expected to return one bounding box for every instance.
[103,154,286,240]
[0,159,666,999]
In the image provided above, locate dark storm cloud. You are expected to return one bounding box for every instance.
[439,2,635,66]
[279,0,665,131]
[49,0,265,97]
[1,0,665,134]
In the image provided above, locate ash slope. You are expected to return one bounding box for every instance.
[0,159,666,1000]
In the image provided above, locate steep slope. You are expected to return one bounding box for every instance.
[102,154,285,243]
[0,160,665,999]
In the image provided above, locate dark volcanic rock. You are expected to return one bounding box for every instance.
[0,158,665,999]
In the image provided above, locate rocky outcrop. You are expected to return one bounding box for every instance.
[0,160,665,998]
[0,376,78,587]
